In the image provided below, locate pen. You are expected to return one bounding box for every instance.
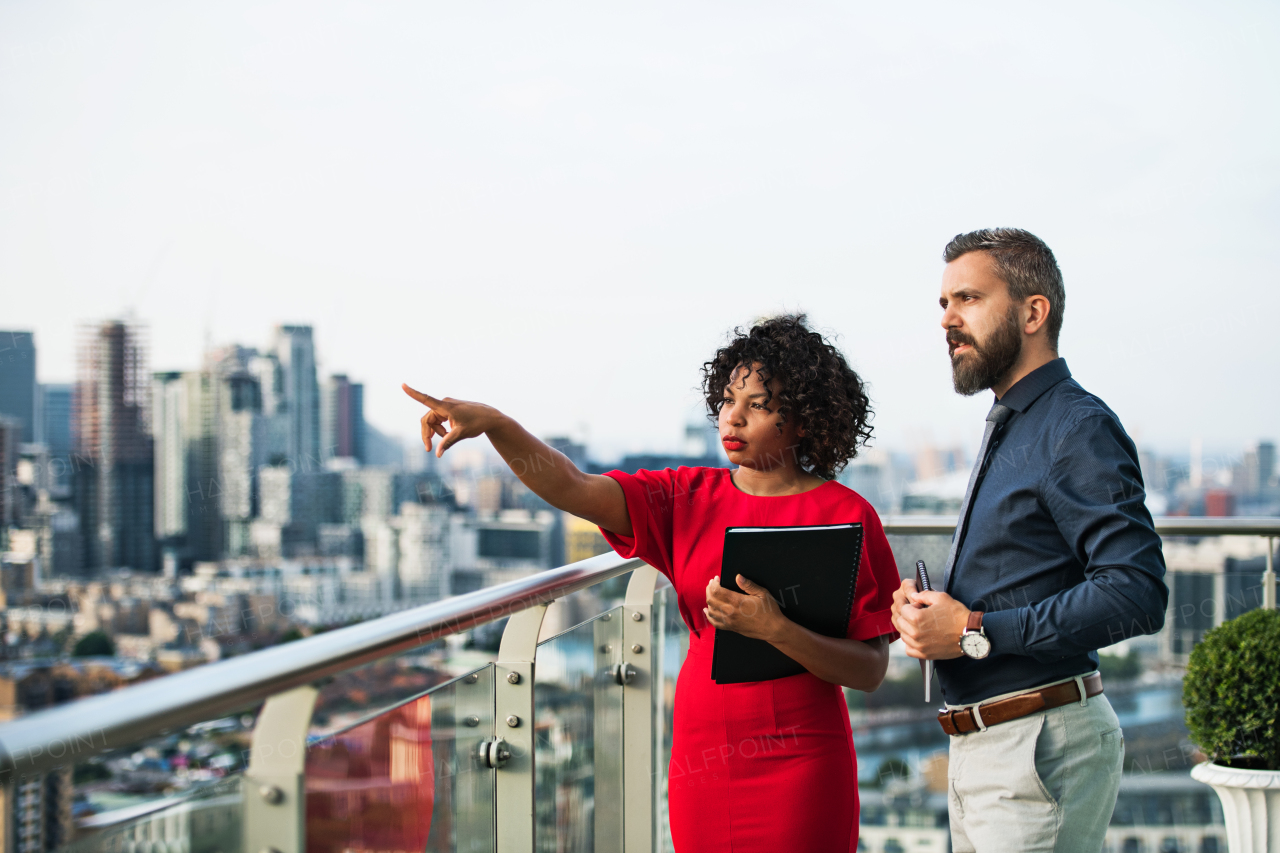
[915,560,933,704]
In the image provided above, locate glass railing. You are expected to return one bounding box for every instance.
[533,608,622,852]
[306,665,497,853]
[60,761,244,853]
[1,524,1271,853]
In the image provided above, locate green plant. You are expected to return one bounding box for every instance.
[1098,648,1141,682]
[1183,607,1280,770]
[72,631,115,658]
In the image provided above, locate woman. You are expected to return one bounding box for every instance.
[403,314,898,853]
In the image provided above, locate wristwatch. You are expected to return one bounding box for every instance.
[959,610,991,659]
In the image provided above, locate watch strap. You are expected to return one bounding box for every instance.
[966,610,984,633]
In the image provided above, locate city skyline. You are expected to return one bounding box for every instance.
[3,316,1275,466]
[2,3,1278,461]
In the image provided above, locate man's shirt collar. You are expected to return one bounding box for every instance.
[995,357,1071,413]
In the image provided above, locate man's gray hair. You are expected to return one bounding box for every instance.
[943,228,1065,351]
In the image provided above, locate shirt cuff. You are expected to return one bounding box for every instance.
[981,609,1027,658]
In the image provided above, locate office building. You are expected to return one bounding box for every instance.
[152,371,220,565]
[1235,440,1277,498]
[0,419,16,541]
[208,347,265,557]
[270,325,320,470]
[563,513,611,565]
[396,502,451,602]
[73,321,155,574]
[37,385,73,495]
[1260,441,1277,488]
[247,350,288,466]
[0,331,36,445]
[320,374,365,463]
[255,467,343,557]
[0,661,92,851]
[450,509,556,594]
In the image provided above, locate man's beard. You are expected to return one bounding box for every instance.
[949,307,1023,396]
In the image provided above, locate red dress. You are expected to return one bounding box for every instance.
[600,467,900,853]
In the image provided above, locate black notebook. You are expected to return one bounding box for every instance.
[710,523,863,684]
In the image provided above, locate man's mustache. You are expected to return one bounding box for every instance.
[947,330,978,352]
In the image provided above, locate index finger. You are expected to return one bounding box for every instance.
[402,384,445,409]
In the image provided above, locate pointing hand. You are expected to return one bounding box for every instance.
[401,384,503,458]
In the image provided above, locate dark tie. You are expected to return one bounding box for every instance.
[942,403,1013,594]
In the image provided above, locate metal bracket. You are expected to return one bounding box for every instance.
[621,565,660,853]
[243,685,318,853]
[1264,536,1276,610]
[495,603,549,853]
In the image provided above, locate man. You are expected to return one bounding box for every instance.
[890,228,1168,853]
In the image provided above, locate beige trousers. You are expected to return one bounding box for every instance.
[946,679,1124,853]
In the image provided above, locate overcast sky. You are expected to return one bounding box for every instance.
[3,1,1277,462]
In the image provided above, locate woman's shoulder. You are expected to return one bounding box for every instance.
[816,479,884,523]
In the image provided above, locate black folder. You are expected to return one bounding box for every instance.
[710,523,863,684]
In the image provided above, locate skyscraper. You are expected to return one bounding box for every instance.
[321,374,366,463]
[152,371,220,564]
[74,320,155,573]
[0,331,36,444]
[271,325,320,470]
[39,384,73,495]
[208,346,264,557]
[0,418,16,537]
[1258,441,1276,489]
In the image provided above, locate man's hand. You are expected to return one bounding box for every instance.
[402,385,505,458]
[704,575,790,643]
[890,578,970,660]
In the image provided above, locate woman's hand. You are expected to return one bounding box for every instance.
[705,572,891,691]
[703,575,790,642]
[402,384,505,457]
[400,382,633,536]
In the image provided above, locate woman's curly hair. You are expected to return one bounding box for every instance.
[701,314,873,480]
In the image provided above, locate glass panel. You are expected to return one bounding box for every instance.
[58,774,243,853]
[534,606,624,853]
[652,582,688,853]
[51,710,257,852]
[309,641,464,741]
[549,572,632,628]
[305,665,496,853]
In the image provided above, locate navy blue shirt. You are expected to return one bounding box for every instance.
[935,358,1168,705]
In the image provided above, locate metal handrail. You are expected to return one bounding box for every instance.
[2,515,1275,781]
[0,552,645,779]
[882,515,1280,537]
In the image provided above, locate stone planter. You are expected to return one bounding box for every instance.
[1192,761,1280,852]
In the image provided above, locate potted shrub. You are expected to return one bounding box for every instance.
[1184,607,1280,852]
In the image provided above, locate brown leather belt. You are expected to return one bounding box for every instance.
[938,673,1104,736]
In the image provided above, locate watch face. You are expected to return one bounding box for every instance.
[960,632,991,659]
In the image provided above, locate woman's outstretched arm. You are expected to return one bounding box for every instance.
[402,385,632,537]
